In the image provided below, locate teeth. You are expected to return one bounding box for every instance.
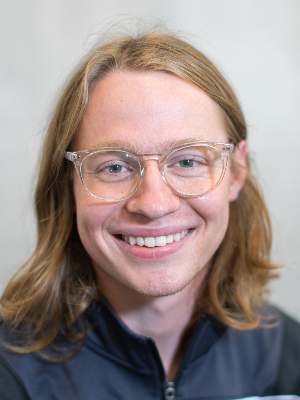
[136,237,144,246]
[173,233,181,242]
[155,236,167,247]
[166,235,174,244]
[129,236,136,245]
[122,230,189,248]
[144,237,155,247]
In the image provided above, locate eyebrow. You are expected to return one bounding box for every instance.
[90,137,208,154]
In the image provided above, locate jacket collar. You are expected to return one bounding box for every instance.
[85,300,227,371]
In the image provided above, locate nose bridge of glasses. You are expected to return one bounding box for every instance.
[139,153,163,175]
[141,153,161,162]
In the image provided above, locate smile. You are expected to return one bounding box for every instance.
[121,230,190,248]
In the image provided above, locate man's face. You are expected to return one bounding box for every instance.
[72,71,244,299]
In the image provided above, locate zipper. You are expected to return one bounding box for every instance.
[163,381,176,400]
[168,315,209,399]
[147,339,176,399]
[148,316,208,400]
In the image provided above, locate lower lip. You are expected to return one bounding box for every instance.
[114,231,192,260]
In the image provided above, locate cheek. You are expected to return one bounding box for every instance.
[188,188,230,242]
[73,181,117,247]
[76,203,119,244]
[75,202,121,271]
[189,190,229,221]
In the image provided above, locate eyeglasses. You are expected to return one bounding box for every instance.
[65,142,234,202]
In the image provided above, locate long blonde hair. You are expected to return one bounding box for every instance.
[0,29,278,359]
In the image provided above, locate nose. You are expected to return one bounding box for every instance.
[125,160,181,219]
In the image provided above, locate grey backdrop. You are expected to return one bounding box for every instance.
[1,0,300,320]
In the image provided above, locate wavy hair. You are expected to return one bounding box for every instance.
[0,29,278,359]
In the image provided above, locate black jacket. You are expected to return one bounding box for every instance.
[0,302,300,400]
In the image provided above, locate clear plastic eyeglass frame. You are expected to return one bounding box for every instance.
[64,142,234,202]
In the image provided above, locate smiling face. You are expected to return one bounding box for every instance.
[72,70,246,301]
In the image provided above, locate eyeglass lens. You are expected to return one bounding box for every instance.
[81,145,224,200]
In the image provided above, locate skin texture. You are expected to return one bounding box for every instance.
[72,70,247,377]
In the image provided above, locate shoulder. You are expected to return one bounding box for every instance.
[271,311,300,395]
[198,307,300,397]
[0,352,32,400]
[0,320,32,399]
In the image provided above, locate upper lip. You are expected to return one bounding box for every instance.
[110,227,194,237]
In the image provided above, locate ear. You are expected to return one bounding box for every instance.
[228,140,248,202]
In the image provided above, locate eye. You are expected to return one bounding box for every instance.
[178,159,196,168]
[106,164,129,173]
[173,157,207,169]
[82,151,140,187]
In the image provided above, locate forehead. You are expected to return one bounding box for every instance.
[72,70,228,152]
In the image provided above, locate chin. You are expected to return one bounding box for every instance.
[129,274,192,298]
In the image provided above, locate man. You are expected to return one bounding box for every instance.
[1,30,300,399]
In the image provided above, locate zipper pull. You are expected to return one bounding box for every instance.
[164,381,176,400]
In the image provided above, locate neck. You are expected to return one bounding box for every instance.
[99,277,204,380]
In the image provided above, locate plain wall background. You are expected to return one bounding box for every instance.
[1,0,300,320]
